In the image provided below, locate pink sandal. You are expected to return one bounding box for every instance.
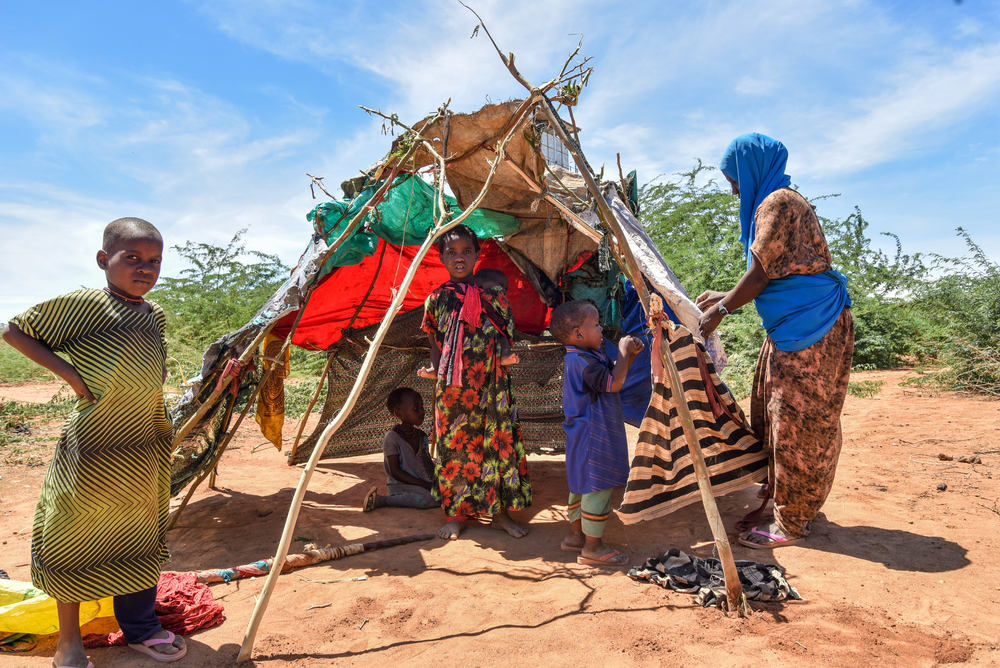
[128,630,187,663]
[738,526,805,550]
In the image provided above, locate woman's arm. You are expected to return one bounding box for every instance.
[386,454,433,489]
[1,323,97,403]
[697,253,771,339]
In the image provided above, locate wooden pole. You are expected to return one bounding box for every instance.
[166,361,278,530]
[236,106,527,662]
[287,353,335,462]
[459,9,747,613]
[169,324,273,449]
[657,319,748,614]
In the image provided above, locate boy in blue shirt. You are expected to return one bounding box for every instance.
[550,300,644,567]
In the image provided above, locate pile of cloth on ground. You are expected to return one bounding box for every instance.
[628,548,801,608]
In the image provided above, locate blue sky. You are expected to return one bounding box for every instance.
[2,0,999,318]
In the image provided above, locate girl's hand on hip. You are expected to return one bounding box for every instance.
[66,368,97,404]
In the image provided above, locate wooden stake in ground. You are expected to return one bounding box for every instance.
[651,298,749,614]
[236,104,528,662]
[461,7,748,613]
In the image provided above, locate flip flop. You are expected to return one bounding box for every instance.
[577,550,629,567]
[53,663,94,668]
[362,486,378,513]
[738,526,805,550]
[756,483,770,499]
[128,630,187,663]
[560,540,583,552]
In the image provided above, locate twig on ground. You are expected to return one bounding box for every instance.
[300,576,368,584]
[909,455,957,466]
[306,603,332,611]
[900,435,980,445]
[359,618,369,630]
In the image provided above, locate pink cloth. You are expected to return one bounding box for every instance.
[82,572,224,648]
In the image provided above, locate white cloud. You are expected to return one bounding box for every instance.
[799,42,1000,176]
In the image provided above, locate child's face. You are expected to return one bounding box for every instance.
[395,392,425,427]
[96,236,163,298]
[440,235,478,282]
[572,305,605,351]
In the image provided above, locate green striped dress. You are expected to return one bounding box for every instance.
[10,289,173,603]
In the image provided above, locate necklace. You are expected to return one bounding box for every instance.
[104,286,144,305]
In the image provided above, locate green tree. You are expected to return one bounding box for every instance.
[149,229,289,381]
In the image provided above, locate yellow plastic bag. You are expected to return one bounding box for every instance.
[0,580,114,635]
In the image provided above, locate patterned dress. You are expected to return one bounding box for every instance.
[749,189,855,538]
[10,289,173,602]
[422,282,531,518]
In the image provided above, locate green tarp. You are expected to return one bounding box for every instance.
[308,174,521,279]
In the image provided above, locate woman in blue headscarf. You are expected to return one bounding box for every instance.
[697,133,854,549]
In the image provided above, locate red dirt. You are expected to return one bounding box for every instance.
[2,370,999,667]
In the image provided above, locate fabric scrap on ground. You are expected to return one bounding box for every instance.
[628,548,801,608]
[0,632,38,652]
[83,572,224,648]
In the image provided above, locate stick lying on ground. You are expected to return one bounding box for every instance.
[189,534,436,584]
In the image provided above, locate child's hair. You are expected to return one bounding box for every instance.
[386,387,421,416]
[103,217,163,252]
[437,224,480,254]
[475,268,508,290]
[549,300,596,344]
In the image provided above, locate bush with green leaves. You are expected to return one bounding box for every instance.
[148,229,289,386]
[638,163,934,396]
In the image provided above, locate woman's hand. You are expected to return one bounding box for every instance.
[696,290,728,311]
[417,366,437,380]
[698,305,725,340]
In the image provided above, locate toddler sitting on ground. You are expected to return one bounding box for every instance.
[363,387,436,512]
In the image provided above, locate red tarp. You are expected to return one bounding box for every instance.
[284,239,550,350]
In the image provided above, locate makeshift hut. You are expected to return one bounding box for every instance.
[166,100,727,504]
[164,33,767,657]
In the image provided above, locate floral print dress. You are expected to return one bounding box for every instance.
[422,282,532,518]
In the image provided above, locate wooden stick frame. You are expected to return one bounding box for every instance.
[460,5,748,613]
[236,101,531,662]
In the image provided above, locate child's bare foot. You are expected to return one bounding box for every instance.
[438,520,465,540]
[491,510,528,538]
[417,366,436,379]
[500,353,520,366]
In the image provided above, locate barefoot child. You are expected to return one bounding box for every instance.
[420,224,532,540]
[363,388,436,512]
[550,300,644,567]
[1,218,185,666]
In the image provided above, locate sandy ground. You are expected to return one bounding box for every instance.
[1,369,998,667]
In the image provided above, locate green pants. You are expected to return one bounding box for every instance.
[568,488,613,538]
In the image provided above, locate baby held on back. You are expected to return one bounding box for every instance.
[418,266,517,379]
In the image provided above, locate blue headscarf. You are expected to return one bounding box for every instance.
[720,133,851,352]
[720,133,791,263]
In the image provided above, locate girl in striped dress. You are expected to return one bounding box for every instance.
[2,218,185,667]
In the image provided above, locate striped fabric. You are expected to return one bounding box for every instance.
[10,290,173,602]
[617,325,768,525]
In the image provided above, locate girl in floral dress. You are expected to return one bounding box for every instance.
[420,225,532,540]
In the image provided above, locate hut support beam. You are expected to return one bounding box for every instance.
[237,102,529,662]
